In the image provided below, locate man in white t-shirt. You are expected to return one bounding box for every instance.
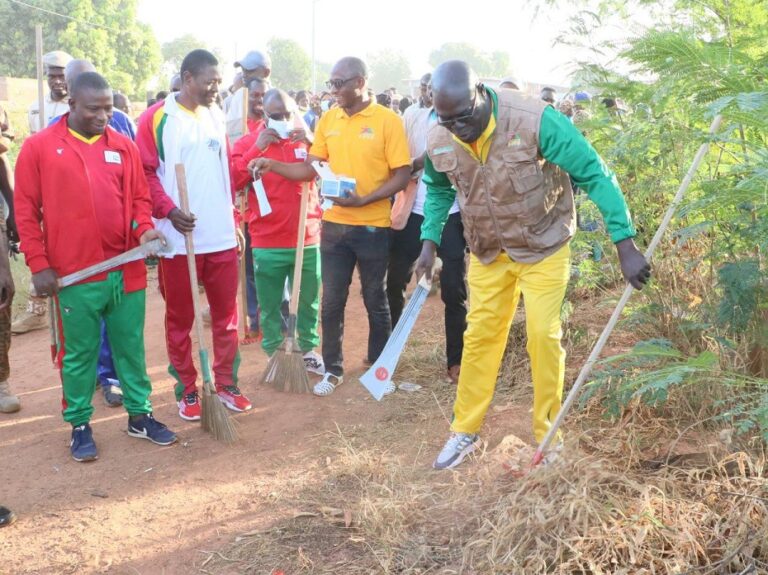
[137,49,252,422]
[387,74,468,384]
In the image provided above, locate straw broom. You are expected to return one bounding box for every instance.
[260,182,311,393]
[175,164,238,442]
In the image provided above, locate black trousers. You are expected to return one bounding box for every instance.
[387,212,467,369]
[321,222,391,377]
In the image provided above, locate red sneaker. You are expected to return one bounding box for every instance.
[217,385,252,412]
[178,392,201,421]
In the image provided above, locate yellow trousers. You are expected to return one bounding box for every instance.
[452,244,571,443]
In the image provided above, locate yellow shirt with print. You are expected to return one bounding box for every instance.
[310,102,410,227]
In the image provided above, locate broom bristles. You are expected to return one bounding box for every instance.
[201,381,238,443]
[261,343,311,393]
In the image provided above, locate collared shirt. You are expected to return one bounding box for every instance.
[28,94,69,134]
[310,101,410,228]
[421,88,636,246]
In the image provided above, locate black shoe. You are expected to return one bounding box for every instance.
[0,506,16,527]
[127,414,177,446]
[70,423,98,462]
[102,384,123,407]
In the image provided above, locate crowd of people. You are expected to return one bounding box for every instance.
[0,46,652,527]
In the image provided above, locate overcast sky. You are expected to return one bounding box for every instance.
[137,0,647,88]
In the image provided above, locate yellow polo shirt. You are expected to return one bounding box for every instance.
[310,101,410,227]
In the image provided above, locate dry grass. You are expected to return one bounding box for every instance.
[202,288,768,574]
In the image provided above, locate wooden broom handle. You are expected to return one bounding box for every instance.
[237,86,250,336]
[241,86,249,134]
[288,183,309,316]
[175,164,206,348]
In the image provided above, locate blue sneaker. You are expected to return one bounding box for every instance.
[70,424,98,462]
[127,414,177,446]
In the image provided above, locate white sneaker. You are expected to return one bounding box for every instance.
[313,373,342,396]
[433,432,480,470]
[302,350,325,375]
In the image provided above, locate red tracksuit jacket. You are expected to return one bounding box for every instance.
[14,115,154,292]
[230,124,321,249]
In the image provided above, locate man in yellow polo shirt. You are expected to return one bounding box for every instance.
[250,56,411,396]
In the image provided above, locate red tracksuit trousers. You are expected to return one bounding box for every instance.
[158,248,240,400]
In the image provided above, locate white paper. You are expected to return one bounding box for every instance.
[253,178,272,217]
[311,160,337,180]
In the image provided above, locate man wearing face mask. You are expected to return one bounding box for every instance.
[226,50,271,144]
[232,89,323,372]
[137,49,252,422]
[415,61,651,470]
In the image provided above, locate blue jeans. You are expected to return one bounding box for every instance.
[97,321,120,388]
[321,222,391,377]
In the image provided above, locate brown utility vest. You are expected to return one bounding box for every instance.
[427,89,575,265]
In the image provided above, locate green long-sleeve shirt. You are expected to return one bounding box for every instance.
[420,97,636,247]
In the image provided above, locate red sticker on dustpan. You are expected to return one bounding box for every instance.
[375,367,389,381]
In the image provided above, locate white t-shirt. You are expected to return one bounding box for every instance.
[152,96,237,256]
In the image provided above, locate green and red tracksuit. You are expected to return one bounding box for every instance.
[231,125,322,355]
[14,116,155,426]
[137,96,241,400]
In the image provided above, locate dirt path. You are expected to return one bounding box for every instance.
[1,270,479,575]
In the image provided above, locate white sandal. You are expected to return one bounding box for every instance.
[313,373,343,396]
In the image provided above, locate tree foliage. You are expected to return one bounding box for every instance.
[367,50,412,94]
[0,0,160,99]
[161,34,211,75]
[549,0,768,438]
[428,42,513,78]
[267,37,311,92]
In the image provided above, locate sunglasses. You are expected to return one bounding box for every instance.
[325,76,360,90]
[267,111,293,121]
[437,89,479,129]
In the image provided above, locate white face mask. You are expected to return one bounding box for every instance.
[320,100,331,112]
[267,117,291,139]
